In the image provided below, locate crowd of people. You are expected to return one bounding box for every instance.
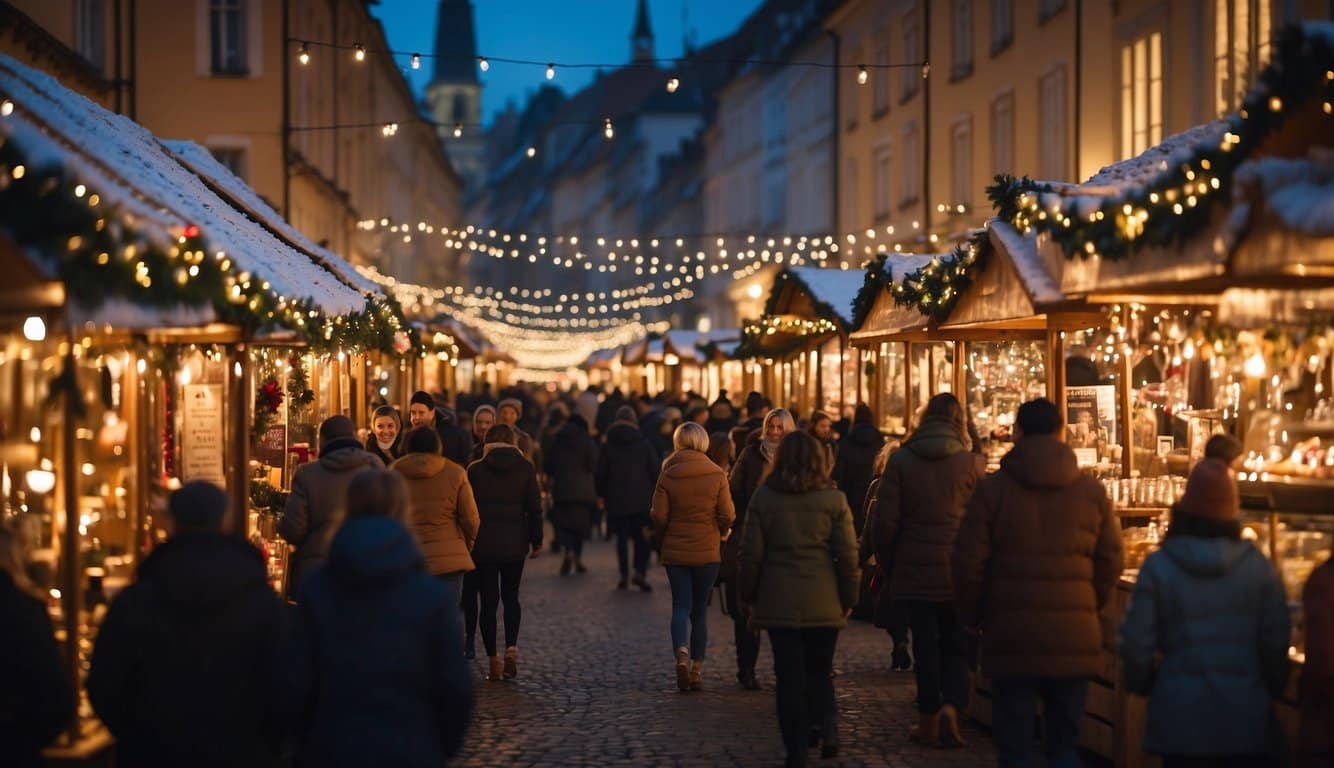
[1,382,1332,768]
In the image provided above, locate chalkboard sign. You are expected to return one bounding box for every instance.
[255,422,287,468]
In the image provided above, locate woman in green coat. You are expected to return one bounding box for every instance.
[738,431,860,768]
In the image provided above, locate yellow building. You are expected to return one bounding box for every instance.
[0,0,463,289]
[828,0,1328,254]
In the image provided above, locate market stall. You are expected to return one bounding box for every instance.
[696,329,744,402]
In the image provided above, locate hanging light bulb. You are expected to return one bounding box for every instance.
[453,122,463,138]
[526,145,536,158]
[353,44,366,62]
[921,61,930,79]
[603,118,614,140]
[546,63,555,80]
[857,65,868,85]
[478,56,489,72]
[666,76,680,93]
[297,43,310,66]
[411,53,421,70]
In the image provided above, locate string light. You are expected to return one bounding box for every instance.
[380,122,399,137]
[353,44,366,62]
[857,65,868,85]
[666,76,680,93]
[298,44,310,66]
[603,118,614,140]
[478,56,489,72]
[453,122,463,138]
[525,145,536,158]
[546,63,555,80]
[411,53,421,70]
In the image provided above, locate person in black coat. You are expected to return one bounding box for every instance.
[467,424,543,681]
[408,390,474,468]
[544,414,598,575]
[831,404,886,534]
[88,482,285,768]
[596,406,661,592]
[282,468,474,767]
[0,526,72,768]
[595,387,626,436]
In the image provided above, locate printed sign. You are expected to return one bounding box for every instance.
[181,384,225,486]
[1066,385,1117,466]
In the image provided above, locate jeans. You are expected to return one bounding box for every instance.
[991,676,1088,768]
[1162,757,1268,768]
[460,571,480,643]
[666,563,720,659]
[905,600,970,714]
[556,526,584,557]
[767,627,839,757]
[610,514,650,578]
[724,579,761,673]
[475,561,525,656]
[436,571,463,599]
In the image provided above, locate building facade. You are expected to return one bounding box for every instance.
[425,0,485,197]
[1,0,464,289]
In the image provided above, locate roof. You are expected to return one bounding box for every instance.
[632,0,653,42]
[0,53,371,317]
[780,266,866,325]
[665,329,701,362]
[431,0,479,84]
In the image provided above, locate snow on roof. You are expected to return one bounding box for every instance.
[988,221,1066,305]
[0,54,370,316]
[665,330,701,362]
[784,267,867,324]
[1058,121,1233,198]
[878,253,937,282]
[1232,150,1334,237]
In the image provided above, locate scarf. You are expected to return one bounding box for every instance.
[376,439,395,452]
[760,438,779,463]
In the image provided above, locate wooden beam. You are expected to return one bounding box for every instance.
[228,344,251,537]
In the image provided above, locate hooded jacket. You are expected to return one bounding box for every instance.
[831,421,885,529]
[952,434,1124,679]
[544,420,598,505]
[595,421,660,519]
[467,446,543,563]
[390,453,479,575]
[651,449,735,566]
[1119,535,1290,756]
[279,438,384,589]
[283,516,474,768]
[430,407,475,470]
[0,572,72,768]
[88,534,285,768]
[872,417,984,601]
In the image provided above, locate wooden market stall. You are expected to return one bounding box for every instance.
[696,328,744,402]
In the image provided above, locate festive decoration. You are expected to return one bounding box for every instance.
[285,354,314,426]
[891,230,993,322]
[249,480,289,516]
[251,377,284,446]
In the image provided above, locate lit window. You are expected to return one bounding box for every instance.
[1120,31,1163,157]
[1214,0,1272,116]
[210,0,247,75]
[1039,66,1067,180]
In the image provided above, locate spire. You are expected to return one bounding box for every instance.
[631,0,654,62]
[431,0,478,84]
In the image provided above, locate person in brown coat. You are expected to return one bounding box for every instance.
[873,392,984,747]
[651,422,736,691]
[390,427,480,598]
[1303,556,1334,766]
[952,398,1123,768]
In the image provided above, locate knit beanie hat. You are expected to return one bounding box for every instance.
[318,415,357,449]
[498,397,523,417]
[410,390,436,410]
[1175,458,1240,521]
[614,405,637,424]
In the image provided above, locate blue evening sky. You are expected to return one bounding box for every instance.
[372,0,765,123]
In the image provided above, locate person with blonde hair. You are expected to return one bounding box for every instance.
[284,468,474,766]
[365,405,403,466]
[0,525,72,767]
[651,421,736,691]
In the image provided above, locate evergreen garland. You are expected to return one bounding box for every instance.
[891,231,993,323]
[851,253,890,330]
[285,353,314,425]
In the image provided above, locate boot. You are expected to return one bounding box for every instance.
[737,666,760,690]
[818,713,839,758]
[909,711,939,745]
[675,647,691,692]
[688,659,704,691]
[503,646,518,679]
[616,577,628,590]
[559,553,572,576]
[937,704,966,748]
[891,642,912,671]
[574,558,587,574]
[631,572,652,593]
[486,656,503,681]
[463,635,476,660]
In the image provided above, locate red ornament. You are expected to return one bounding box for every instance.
[182,224,200,239]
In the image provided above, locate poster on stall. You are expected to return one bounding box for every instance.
[1065,385,1117,467]
[182,384,226,486]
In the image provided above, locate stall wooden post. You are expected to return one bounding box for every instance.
[58,346,80,742]
[1119,346,1134,479]
[1048,329,1067,412]
[952,340,967,401]
[227,344,251,537]
[905,342,917,431]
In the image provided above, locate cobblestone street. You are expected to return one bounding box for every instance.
[454,533,999,767]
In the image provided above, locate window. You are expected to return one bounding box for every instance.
[845,43,862,130]
[75,0,106,72]
[452,93,468,123]
[1039,0,1066,21]
[900,122,920,205]
[952,0,974,79]
[992,0,1013,53]
[872,37,890,116]
[873,144,892,220]
[1214,0,1272,116]
[899,9,922,101]
[1120,31,1163,157]
[209,146,247,181]
[951,116,973,209]
[845,158,859,229]
[990,90,1014,177]
[210,0,247,75]
[1039,66,1067,180]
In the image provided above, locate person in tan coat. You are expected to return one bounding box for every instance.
[651,422,736,692]
[952,398,1123,768]
[390,427,480,598]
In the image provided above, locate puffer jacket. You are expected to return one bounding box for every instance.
[390,453,479,575]
[595,421,660,519]
[831,422,884,531]
[279,439,385,589]
[723,433,769,580]
[650,449,735,566]
[873,417,983,601]
[467,446,542,564]
[1120,535,1290,757]
[1302,558,1334,758]
[952,434,1124,678]
[738,485,859,630]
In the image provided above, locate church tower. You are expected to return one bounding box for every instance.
[631,0,654,62]
[426,1,485,195]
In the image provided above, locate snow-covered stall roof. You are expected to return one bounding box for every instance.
[781,267,866,325]
[0,54,370,317]
[665,330,701,363]
[582,346,622,368]
[847,253,938,343]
